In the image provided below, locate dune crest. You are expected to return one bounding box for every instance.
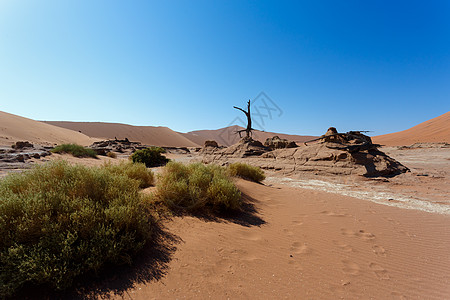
[373,111,450,146]
[182,125,316,147]
[44,121,200,147]
[0,111,95,146]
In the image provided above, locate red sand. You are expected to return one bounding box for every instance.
[373,111,450,146]
[116,179,450,299]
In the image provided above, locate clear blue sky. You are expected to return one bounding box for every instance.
[0,0,449,136]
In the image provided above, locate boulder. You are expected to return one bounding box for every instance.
[12,141,33,149]
[204,140,219,148]
[264,136,297,150]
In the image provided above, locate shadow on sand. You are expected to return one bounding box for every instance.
[18,191,265,299]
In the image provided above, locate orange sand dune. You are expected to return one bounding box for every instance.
[373,111,450,146]
[183,125,316,146]
[44,121,200,147]
[0,111,95,146]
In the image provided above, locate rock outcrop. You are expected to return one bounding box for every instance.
[88,139,146,156]
[264,136,297,150]
[202,128,409,177]
[204,140,219,148]
[12,141,34,149]
[202,137,269,158]
[0,145,51,170]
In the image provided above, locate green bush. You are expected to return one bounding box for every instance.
[156,162,241,213]
[102,161,154,188]
[106,151,117,158]
[51,144,97,158]
[0,160,153,297]
[227,163,266,183]
[130,147,169,167]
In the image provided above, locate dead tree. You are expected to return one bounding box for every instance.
[233,100,255,138]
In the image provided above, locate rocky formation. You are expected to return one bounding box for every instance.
[88,139,147,156]
[0,143,51,171]
[88,139,192,156]
[202,137,269,158]
[12,141,34,149]
[204,140,219,148]
[202,129,409,177]
[259,143,408,177]
[264,136,297,150]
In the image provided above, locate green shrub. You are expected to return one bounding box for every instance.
[106,151,117,158]
[130,147,169,167]
[102,161,154,188]
[51,144,97,158]
[227,163,266,183]
[156,162,241,212]
[0,160,153,297]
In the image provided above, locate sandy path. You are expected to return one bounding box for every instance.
[109,180,450,299]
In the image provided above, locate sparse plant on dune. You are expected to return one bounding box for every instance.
[226,163,265,183]
[156,162,241,213]
[0,160,154,297]
[51,143,97,158]
[106,151,117,158]
[102,161,154,188]
[130,147,169,167]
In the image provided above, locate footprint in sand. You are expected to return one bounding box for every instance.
[332,240,354,252]
[342,228,376,241]
[342,259,360,275]
[355,230,376,241]
[283,228,294,237]
[357,218,369,224]
[369,263,390,280]
[320,210,349,217]
[385,217,401,225]
[391,292,408,299]
[372,245,387,257]
[290,241,313,255]
[399,230,415,238]
[341,228,355,237]
[292,220,304,226]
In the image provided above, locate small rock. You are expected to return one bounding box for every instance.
[204,140,219,148]
[12,141,33,149]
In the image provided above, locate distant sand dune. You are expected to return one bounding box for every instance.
[44,121,200,147]
[0,111,95,146]
[182,125,317,147]
[373,111,450,146]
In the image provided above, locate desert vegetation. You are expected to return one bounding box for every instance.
[130,147,169,167]
[102,161,154,188]
[106,151,117,158]
[0,158,249,297]
[51,143,97,158]
[155,162,241,213]
[227,163,266,183]
[0,160,154,297]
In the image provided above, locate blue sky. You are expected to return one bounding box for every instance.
[0,0,448,136]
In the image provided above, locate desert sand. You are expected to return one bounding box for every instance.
[110,179,449,299]
[0,111,95,146]
[373,111,450,146]
[44,121,200,147]
[1,111,449,299]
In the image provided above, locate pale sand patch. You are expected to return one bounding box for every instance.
[264,176,450,215]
